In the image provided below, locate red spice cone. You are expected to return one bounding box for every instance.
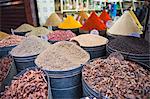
[80,11,106,31]
[99,10,111,24]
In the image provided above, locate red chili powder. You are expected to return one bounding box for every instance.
[99,10,111,24]
[80,11,106,31]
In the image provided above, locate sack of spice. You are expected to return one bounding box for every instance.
[13,23,35,36]
[70,34,108,47]
[0,35,25,47]
[25,27,52,37]
[47,30,76,43]
[0,68,49,99]
[0,55,17,92]
[82,52,150,98]
[0,31,10,40]
[35,41,90,71]
[10,35,51,57]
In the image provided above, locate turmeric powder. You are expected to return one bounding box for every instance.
[58,15,82,29]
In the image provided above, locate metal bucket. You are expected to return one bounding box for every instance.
[106,45,150,66]
[0,45,16,58]
[82,60,149,98]
[15,67,52,99]
[12,55,38,73]
[82,45,106,59]
[0,60,17,92]
[44,65,83,99]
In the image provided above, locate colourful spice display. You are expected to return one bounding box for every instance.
[0,55,13,86]
[0,35,25,47]
[58,15,82,29]
[48,30,76,41]
[99,10,111,24]
[44,13,62,26]
[14,23,35,32]
[1,69,48,99]
[76,11,89,25]
[80,12,106,31]
[107,11,142,36]
[0,31,10,40]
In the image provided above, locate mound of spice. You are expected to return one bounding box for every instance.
[107,36,150,54]
[0,55,13,86]
[99,10,111,24]
[58,15,82,29]
[107,11,142,36]
[26,27,52,37]
[14,23,35,32]
[44,13,62,26]
[70,34,108,47]
[10,36,50,57]
[0,35,25,47]
[0,31,10,40]
[48,30,76,41]
[76,11,89,25]
[80,12,106,31]
[1,69,48,99]
[82,53,150,98]
[35,41,90,71]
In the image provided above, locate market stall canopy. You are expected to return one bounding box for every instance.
[44,13,62,27]
[107,11,142,36]
[76,11,89,25]
[58,15,82,29]
[99,10,111,24]
[80,11,106,31]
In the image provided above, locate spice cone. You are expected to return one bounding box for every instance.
[58,15,82,29]
[0,31,9,40]
[80,11,106,31]
[44,13,62,26]
[76,11,89,24]
[99,10,111,24]
[107,11,142,36]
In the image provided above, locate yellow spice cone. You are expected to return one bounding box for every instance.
[45,13,62,26]
[58,15,82,29]
[107,11,142,36]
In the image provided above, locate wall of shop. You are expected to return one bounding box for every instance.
[0,0,38,33]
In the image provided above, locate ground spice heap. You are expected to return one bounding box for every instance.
[80,12,106,31]
[0,35,25,47]
[14,23,35,32]
[70,34,108,47]
[107,36,150,54]
[1,69,48,99]
[45,13,62,26]
[99,10,111,24]
[82,53,150,98]
[35,41,90,71]
[26,27,52,37]
[48,30,76,41]
[58,15,82,29]
[107,11,142,36]
[76,11,89,25]
[0,31,9,40]
[10,36,50,57]
[0,55,13,86]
